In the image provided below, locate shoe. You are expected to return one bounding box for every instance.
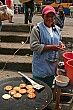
[25,22,28,24]
[25,20,28,24]
[9,21,14,23]
[29,20,32,23]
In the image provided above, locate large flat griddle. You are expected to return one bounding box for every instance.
[0,77,52,110]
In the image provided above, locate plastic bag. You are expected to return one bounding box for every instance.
[0,12,8,21]
[7,7,14,17]
[0,5,9,21]
[0,5,7,11]
[0,4,14,21]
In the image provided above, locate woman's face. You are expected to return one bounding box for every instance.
[43,12,55,28]
[58,6,63,11]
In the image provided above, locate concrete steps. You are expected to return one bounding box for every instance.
[0,24,33,73]
[0,42,32,55]
[2,24,33,32]
[0,54,32,72]
[0,32,30,43]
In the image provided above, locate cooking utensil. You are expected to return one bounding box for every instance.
[0,77,52,110]
[18,71,44,90]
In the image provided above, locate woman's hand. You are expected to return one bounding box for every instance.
[43,41,65,51]
[51,45,64,51]
[44,44,65,51]
[59,41,66,51]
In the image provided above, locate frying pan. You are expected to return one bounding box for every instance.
[0,77,52,110]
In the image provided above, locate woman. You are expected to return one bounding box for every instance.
[69,4,73,18]
[30,6,65,88]
[55,5,65,29]
[23,0,34,24]
[6,0,14,23]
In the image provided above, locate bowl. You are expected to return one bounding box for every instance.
[55,75,70,87]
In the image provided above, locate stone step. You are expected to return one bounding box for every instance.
[0,54,32,72]
[0,42,32,55]
[2,24,33,32]
[0,32,30,43]
[0,70,32,80]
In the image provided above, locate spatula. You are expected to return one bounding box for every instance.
[18,71,44,90]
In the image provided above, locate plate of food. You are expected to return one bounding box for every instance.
[55,75,70,87]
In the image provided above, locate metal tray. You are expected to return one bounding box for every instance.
[0,77,52,110]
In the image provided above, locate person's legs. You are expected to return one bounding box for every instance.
[33,75,54,88]
[25,11,29,24]
[25,4,29,24]
[72,12,73,18]
[8,16,14,23]
[0,21,2,31]
[44,75,54,88]
[29,8,33,23]
[70,12,72,18]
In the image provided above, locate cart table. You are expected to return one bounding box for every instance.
[53,83,73,110]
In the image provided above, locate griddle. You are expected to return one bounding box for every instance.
[0,77,52,110]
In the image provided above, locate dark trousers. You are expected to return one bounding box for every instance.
[25,6,33,24]
[24,1,34,24]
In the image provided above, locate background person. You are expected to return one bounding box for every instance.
[55,5,65,29]
[30,6,65,89]
[69,4,73,18]
[23,0,34,24]
[0,20,2,31]
[6,0,14,23]
[0,0,5,5]
[0,1,3,31]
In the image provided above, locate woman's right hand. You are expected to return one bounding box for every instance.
[44,44,66,51]
[44,44,63,51]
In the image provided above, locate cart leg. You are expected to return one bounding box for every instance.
[55,86,61,110]
[53,82,57,101]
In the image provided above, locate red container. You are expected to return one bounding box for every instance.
[62,52,73,70]
[66,59,73,85]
